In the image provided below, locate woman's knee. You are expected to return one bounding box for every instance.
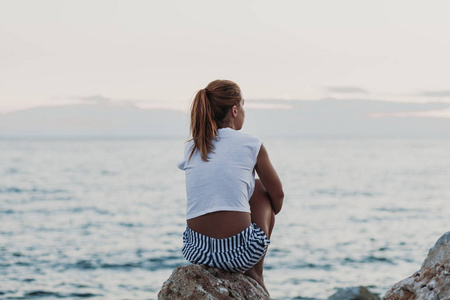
[250,179,275,238]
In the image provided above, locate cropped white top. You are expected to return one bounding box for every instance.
[177,128,262,220]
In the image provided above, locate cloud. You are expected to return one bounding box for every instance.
[369,107,450,119]
[420,90,450,97]
[75,95,112,105]
[245,102,293,110]
[327,87,368,94]
[69,95,136,107]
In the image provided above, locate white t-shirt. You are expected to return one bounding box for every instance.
[177,128,262,220]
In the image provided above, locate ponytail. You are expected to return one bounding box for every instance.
[188,80,242,162]
[189,89,218,161]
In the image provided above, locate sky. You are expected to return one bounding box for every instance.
[2,0,450,114]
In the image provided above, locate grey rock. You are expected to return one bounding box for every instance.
[384,231,450,300]
[421,231,450,270]
[328,286,380,300]
[158,264,270,300]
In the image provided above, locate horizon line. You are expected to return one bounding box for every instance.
[2,96,450,116]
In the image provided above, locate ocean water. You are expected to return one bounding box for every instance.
[1,137,449,300]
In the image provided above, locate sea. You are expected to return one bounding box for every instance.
[1,137,449,300]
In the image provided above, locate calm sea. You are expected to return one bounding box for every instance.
[1,137,449,300]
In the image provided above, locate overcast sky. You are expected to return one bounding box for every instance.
[1,0,450,114]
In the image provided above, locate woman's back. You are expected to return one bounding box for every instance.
[178,128,262,221]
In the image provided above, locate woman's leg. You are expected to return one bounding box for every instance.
[244,179,275,293]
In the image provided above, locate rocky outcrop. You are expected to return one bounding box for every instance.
[421,231,450,270]
[328,286,380,300]
[384,231,450,300]
[158,264,269,300]
[158,232,450,300]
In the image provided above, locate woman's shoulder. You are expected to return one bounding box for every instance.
[185,139,194,147]
[219,129,262,160]
[235,131,262,148]
[178,140,194,170]
[219,128,261,142]
[180,140,194,158]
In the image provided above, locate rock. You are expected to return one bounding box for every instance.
[158,264,270,300]
[421,231,450,270]
[384,231,450,300]
[328,286,380,300]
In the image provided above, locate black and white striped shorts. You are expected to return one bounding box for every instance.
[182,223,270,273]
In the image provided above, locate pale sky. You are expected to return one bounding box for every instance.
[2,0,450,114]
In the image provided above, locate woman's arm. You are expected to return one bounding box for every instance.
[255,144,284,214]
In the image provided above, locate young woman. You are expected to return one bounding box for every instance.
[177,80,284,294]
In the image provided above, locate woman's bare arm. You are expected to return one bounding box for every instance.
[255,144,284,214]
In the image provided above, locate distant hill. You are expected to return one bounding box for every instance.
[0,103,189,139]
[244,99,450,138]
[1,99,450,138]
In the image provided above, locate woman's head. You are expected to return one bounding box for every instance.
[189,79,244,161]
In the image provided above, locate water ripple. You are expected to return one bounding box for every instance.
[1,138,449,300]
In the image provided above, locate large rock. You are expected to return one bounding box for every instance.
[328,286,380,300]
[384,231,450,300]
[421,231,450,270]
[158,264,270,300]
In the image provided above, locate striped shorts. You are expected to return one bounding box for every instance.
[182,223,270,273]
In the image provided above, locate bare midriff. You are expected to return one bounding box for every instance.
[187,211,252,239]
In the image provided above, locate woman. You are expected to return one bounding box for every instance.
[177,79,284,293]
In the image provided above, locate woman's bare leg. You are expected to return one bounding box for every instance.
[244,179,275,294]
